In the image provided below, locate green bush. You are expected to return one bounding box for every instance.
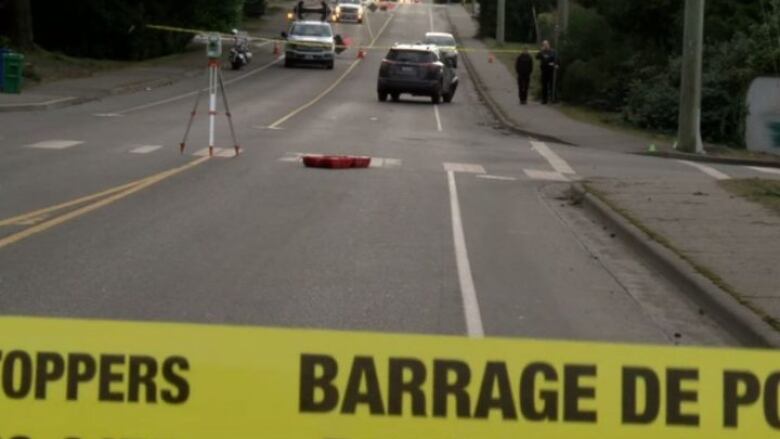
[624,64,680,132]
[554,0,780,147]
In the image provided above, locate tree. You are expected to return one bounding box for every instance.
[11,0,34,48]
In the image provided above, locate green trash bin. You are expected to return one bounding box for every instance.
[2,53,24,94]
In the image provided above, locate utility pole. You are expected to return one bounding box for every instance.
[11,0,35,49]
[558,0,569,33]
[496,0,505,44]
[554,0,569,49]
[677,0,705,154]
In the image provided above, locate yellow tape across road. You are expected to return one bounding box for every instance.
[147,23,539,54]
[1,316,779,437]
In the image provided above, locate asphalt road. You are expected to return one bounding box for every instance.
[0,3,750,346]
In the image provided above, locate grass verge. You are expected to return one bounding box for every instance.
[720,179,780,216]
[557,104,674,146]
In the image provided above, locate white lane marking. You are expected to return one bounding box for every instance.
[26,140,83,150]
[117,57,282,115]
[370,158,385,167]
[447,170,484,338]
[129,145,163,154]
[384,158,402,168]
[443,162,486,174]
[434,104,443,132]
[93,113,123,118]
[476,174,517,181]
[216,147,241,157]
[530,141,576,175]
[524,169,570,182]
[428,3,435,31]
[678,160,731,180]
[192,147,240,157]
[748,166,780,175]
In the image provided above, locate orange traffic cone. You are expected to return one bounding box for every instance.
[357,48,366,59]
[488,53,495,63]
[273,42,281,58]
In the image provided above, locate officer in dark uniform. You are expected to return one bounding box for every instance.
[296,0,305,19]
[515,48,533,105]
[536,40,559,104]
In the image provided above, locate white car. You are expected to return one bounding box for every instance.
[424,32,458,68]
[333,0,365,23]
[283,21,337,69]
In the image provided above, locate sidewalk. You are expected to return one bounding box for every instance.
[446,5,780,344]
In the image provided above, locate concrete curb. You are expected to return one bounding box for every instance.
[571,183,780,348]
[638,150,780,169]
[444,8,574,146]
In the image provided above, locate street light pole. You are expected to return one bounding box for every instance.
[677,0,706,154]
[496,0,505,44]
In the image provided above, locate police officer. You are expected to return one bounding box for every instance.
[515,48,533,105]
[536,40,559,104]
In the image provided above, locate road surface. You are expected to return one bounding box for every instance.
[0,3,760,347]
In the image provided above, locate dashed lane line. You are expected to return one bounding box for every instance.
[26,140,84,150]
[129,145,164,154]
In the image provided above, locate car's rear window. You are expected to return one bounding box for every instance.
[424,35,456,46]
[291,23,333,37]
[386,50,436,63]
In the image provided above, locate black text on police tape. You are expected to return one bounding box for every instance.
[0,350,189,404]
[299,355,780,429]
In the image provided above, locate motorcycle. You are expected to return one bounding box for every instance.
[229,29,253,70]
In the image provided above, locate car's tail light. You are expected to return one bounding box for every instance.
[379,59,393,76]
[424,63,441,79]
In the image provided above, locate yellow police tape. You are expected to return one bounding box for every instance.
[5,316,776,438]
[146,23,538,54]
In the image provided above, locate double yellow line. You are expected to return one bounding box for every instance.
[0,157,209,250]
